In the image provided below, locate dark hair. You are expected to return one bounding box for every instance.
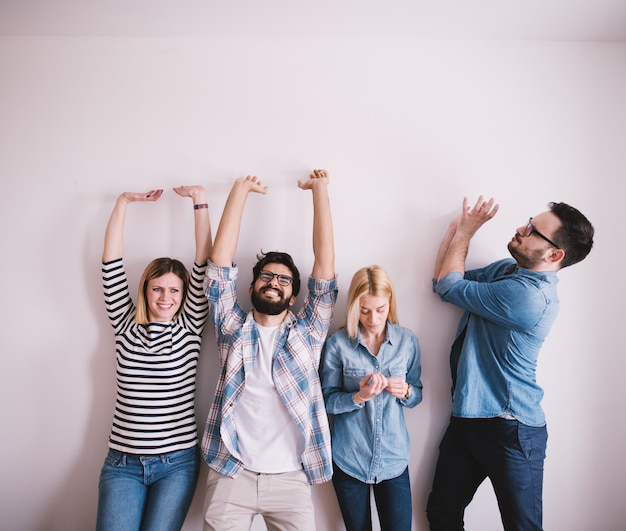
[549,202,594,268]
[251,251,301,297]
[136,257,190,324]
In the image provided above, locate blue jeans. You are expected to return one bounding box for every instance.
[96,446,200,531]
[332,462,412,531]
[427,417,548,531]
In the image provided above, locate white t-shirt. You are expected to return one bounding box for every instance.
[233,323,305,473]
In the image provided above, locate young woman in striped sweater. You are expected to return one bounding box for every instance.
[96,186,212,531]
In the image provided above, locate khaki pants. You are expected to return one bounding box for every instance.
[203,468,316,531]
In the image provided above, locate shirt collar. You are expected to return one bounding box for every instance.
[352,322,397,349]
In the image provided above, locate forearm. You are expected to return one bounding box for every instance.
[404,349,423,407]
[102,195,129,262]
[436,196,499,281]
[210,182,250,266]
[192,190,212,265]
[434,221,458,279]
[311,182,335,280]
[437,230,472,280]
[324,388,366,413]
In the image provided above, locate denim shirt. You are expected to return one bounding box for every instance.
[320,324,422,483]
[433,258,559,427]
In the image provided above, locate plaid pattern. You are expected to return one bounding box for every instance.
[201,261,338,485]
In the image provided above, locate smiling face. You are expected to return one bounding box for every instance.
[358,294,390,337]
[249,262,296,316]
[145,272,184,322]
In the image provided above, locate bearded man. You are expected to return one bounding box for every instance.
[201,170,337,531]
[427,197,594,531]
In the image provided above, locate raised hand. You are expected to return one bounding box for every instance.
[435,195,499,280]
[173,185,212,264]
[103,190,162,262]
[210,176,267,267]
[121,189,164,204]
[298,168,329,190]
[456,195,499,238]
[173,185,206,203]
[236,175,268,195]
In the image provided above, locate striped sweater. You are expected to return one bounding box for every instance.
[102,258,209,454]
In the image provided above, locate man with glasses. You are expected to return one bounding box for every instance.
[201,170,337,531]
[427,197,594,531]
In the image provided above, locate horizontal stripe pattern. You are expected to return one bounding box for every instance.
[102,258,208,454]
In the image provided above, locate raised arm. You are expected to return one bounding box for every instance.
[210,176,267,267]
[436,196,499,280]
[298,169,335,280]
[434,216,459,280]
[173,185,212,265]
[102,189,163,262]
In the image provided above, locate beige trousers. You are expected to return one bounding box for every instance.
[203,468,316,531]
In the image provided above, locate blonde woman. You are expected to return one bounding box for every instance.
[321,265,422,531]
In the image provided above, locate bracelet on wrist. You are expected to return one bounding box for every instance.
[357,392,368,403]
[194,203,208,210]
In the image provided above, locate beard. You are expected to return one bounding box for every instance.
[251,286,292,316]
[507,240,546,270]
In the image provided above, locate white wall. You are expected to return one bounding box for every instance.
[1,35,624,530]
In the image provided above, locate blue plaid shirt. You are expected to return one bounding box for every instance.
[201,260,338,485]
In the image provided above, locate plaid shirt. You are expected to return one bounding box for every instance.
[201,260,338,485]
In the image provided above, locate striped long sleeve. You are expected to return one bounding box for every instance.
[102,259,209,454]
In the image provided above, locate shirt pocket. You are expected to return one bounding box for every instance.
[342,367,369,392]
[384,361,407,380]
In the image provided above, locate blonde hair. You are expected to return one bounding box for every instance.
[136,257,190,324]
[345,265,398,339]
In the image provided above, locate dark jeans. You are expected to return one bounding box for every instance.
[332,462,412,531]
[427,417,548,531]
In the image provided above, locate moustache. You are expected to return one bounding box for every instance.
[261,286,284,296]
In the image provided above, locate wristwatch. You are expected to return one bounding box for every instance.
[404,384,411,399]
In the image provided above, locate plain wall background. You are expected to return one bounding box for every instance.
[1,30,625,531]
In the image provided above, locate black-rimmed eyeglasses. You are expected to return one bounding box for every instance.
[524,218,560,249]
[258,270,293,286]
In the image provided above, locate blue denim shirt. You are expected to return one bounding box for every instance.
[434,258,559,427]
[320,324,422,483]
